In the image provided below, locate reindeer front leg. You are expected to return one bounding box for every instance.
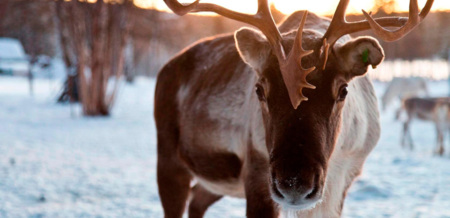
[435,121,445,156]
[244,145,279,218]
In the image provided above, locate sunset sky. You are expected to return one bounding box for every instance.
[134,0,450,16]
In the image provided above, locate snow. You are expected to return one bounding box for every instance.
[0,76,449,218]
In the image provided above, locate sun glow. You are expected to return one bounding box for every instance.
[135,0,450,16]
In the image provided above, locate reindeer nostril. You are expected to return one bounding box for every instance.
[305,172,321,199]
[272,179,285,199]
[305,185,318,199]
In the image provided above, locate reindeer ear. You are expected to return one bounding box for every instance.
[235,27,272,75]
[335,36,384,78]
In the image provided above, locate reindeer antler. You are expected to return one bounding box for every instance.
[320,0,434,70]
[164,0,316,109]
[281,12,316,106]
[164,0,286,66]
[362,0,434,42]
[323,0,434,46]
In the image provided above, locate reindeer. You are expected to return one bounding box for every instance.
[400,97,450,155]
[381,77,429,111]
[154,0,434,217]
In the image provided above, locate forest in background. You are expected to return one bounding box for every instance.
[0,0,449,78]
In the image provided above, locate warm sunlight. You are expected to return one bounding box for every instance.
[135,0,450,16]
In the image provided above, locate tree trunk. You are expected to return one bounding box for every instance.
[54,1,78,103]
[58,0,131,116]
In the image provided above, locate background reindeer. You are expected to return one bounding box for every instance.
[155,0,434,217]
[400,97,450,155]
[381,77,429,111]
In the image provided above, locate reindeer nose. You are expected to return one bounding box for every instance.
[271,171,323,208]
[275,175,318,199]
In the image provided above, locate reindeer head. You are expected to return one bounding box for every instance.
[236,26,386,209]
[164,0,433,210]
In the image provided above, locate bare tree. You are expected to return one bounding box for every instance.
[56,0,132,116]
[54,0,78,103]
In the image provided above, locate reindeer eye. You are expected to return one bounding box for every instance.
[338,85,348,101]
[255,84,266,101]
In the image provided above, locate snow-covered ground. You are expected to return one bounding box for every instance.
[0,76,449,218]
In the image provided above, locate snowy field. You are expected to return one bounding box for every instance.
[1,76,449,218]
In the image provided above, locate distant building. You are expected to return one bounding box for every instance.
[0,37,30,75]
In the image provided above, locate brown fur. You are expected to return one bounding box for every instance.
[244,142,279,217]
[179,147,242,181]
[188,185,223,218]
[154,53,193,218]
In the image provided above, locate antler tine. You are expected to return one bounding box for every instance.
[323,0,434,46]
[419,0,434,19]
[362,0,434,42]
[163,0,200,16]
[281,11,316,108]
[322,0,350,46]
[164,0,286,60]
